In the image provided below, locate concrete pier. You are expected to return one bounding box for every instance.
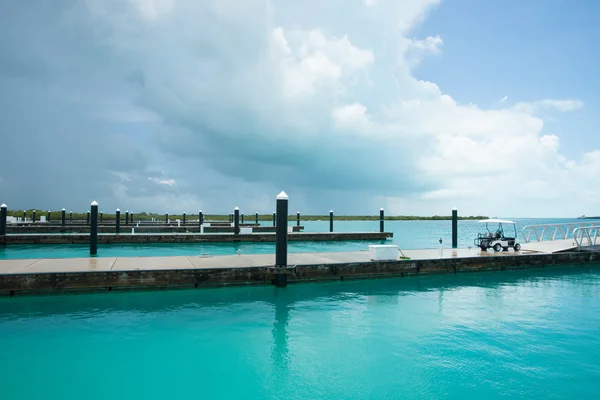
[0,248,598,295]
[1,231,392,245]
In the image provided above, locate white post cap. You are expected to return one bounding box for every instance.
[330,209,333,213]
[62,208,65,211]
[116,208,120,212]
[235,207,239,210]
[297,211,300,213]
[126,210,128,212]
[380,208,384,211]
[199,210,202,213]
[276,191,288,200]
[91,201,98,206]
[452,207,457,210]
[0,203,6,208]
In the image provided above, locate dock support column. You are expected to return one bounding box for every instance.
[234,207,240,235]
[255,212,259,225]
[183,212,186,225]
[297,211,300,227]
[452,207,458,249]
[100,211,103,222]
[125,211,128,225]
[199,210,203,224]
[23,210,26,222]
[32,210,36,223]
[380,208,384,233]
[0,204,7,238]
[86,211,90,225]
[229,213,233,223]
[272,212,276,227]
[116,209,121,234]
[47,211,51,222]
[329,210,334,233]
[275,191,289,287]
[61,209,66,226]
[165,212,169,224]
[130,213,134,224]
[241,213,244,224]
[69,211,72,223]
[90,201,98,255]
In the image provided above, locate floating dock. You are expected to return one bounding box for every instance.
[0,248,598,295]
[0,231,392,245]
[4,225,305,234]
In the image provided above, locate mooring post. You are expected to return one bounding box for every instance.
[234,207,240,235]
[47,211,51,222]
[100,211,103,222]
[380,208,384,233]
[86,211,90,225]
[23,210,26,222]
[165,212,169,224]
[69,211,72,223]
[183,212,186,225]
[272,212,276,227]
[199,210,204,224]
[32,210,36,223]
[0,204,7,237]
[452,207,458,249]
[130,213,134,224]
[90,201,98,256]
[297,211,300,227]
[241,213,244,224]
[116,209,121,234]
[61,208,66,226]
[275,191,289,288]
[329,210,334,232]
[439,238,443,258]
[255,212,259,225]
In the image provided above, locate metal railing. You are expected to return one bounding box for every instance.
[521,221,599,243]
[573,227,600,249]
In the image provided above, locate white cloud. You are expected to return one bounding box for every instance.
[0,0,596,217]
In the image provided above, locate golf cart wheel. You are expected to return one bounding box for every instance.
[493,243,502,252]
[514,243,521,251]
[480,246,487,251]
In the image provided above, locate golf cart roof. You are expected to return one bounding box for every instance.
[477,219,516,225]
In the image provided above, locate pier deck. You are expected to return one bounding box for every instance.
[0,231,391,245]
[520,239,578,254]
[1,247,598,295]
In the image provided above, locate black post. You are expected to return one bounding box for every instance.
[452,208,458,249]
[86,211,90,225]
[165,213,169,224]
[255,212,259,225]
[47,211,51,222]
[241,213,244,224]
[100,211,103,222]
[380,208,384,233]
[0,204,7,237]
[130,213,134,224]
[32,210,36,223]
[23,210,26,222]
[272,212,276,227]
[61,209,66,226]
[116,209,121,234]
[230,213,233,223]
[125,210,129,225]
[199,210,204,225]
[69,211,72,223]
[234,207,240,235]
[183,212,186,225]
[296,211,300,227]
[90,201,98,255]
[329,210,334,232]
[275,191,289,287]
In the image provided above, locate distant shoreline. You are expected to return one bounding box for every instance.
[6,210,487,221]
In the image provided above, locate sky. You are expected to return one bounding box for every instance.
[0,0,599,217]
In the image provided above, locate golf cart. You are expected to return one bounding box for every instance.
[474,219,521,252]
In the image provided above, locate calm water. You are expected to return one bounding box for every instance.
[1,266,600,399]
[1,218,596,259]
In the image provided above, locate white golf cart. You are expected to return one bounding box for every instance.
[474,219,521,252]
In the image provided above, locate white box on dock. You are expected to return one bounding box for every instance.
[288,226,294,233]
[368,245,399,261]
[240,227,253,234]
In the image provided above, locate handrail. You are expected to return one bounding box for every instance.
[573,227,600,250]
[521,221,600,243]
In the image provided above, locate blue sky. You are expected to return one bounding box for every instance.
[0,0,599,217]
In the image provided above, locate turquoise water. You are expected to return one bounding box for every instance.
[2,266,600,399]
[1,218,596,259]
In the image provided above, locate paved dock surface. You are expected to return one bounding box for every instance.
[0,247,522,275]
[520,239,578,254]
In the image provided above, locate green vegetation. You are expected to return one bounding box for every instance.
[8,209,487,222]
